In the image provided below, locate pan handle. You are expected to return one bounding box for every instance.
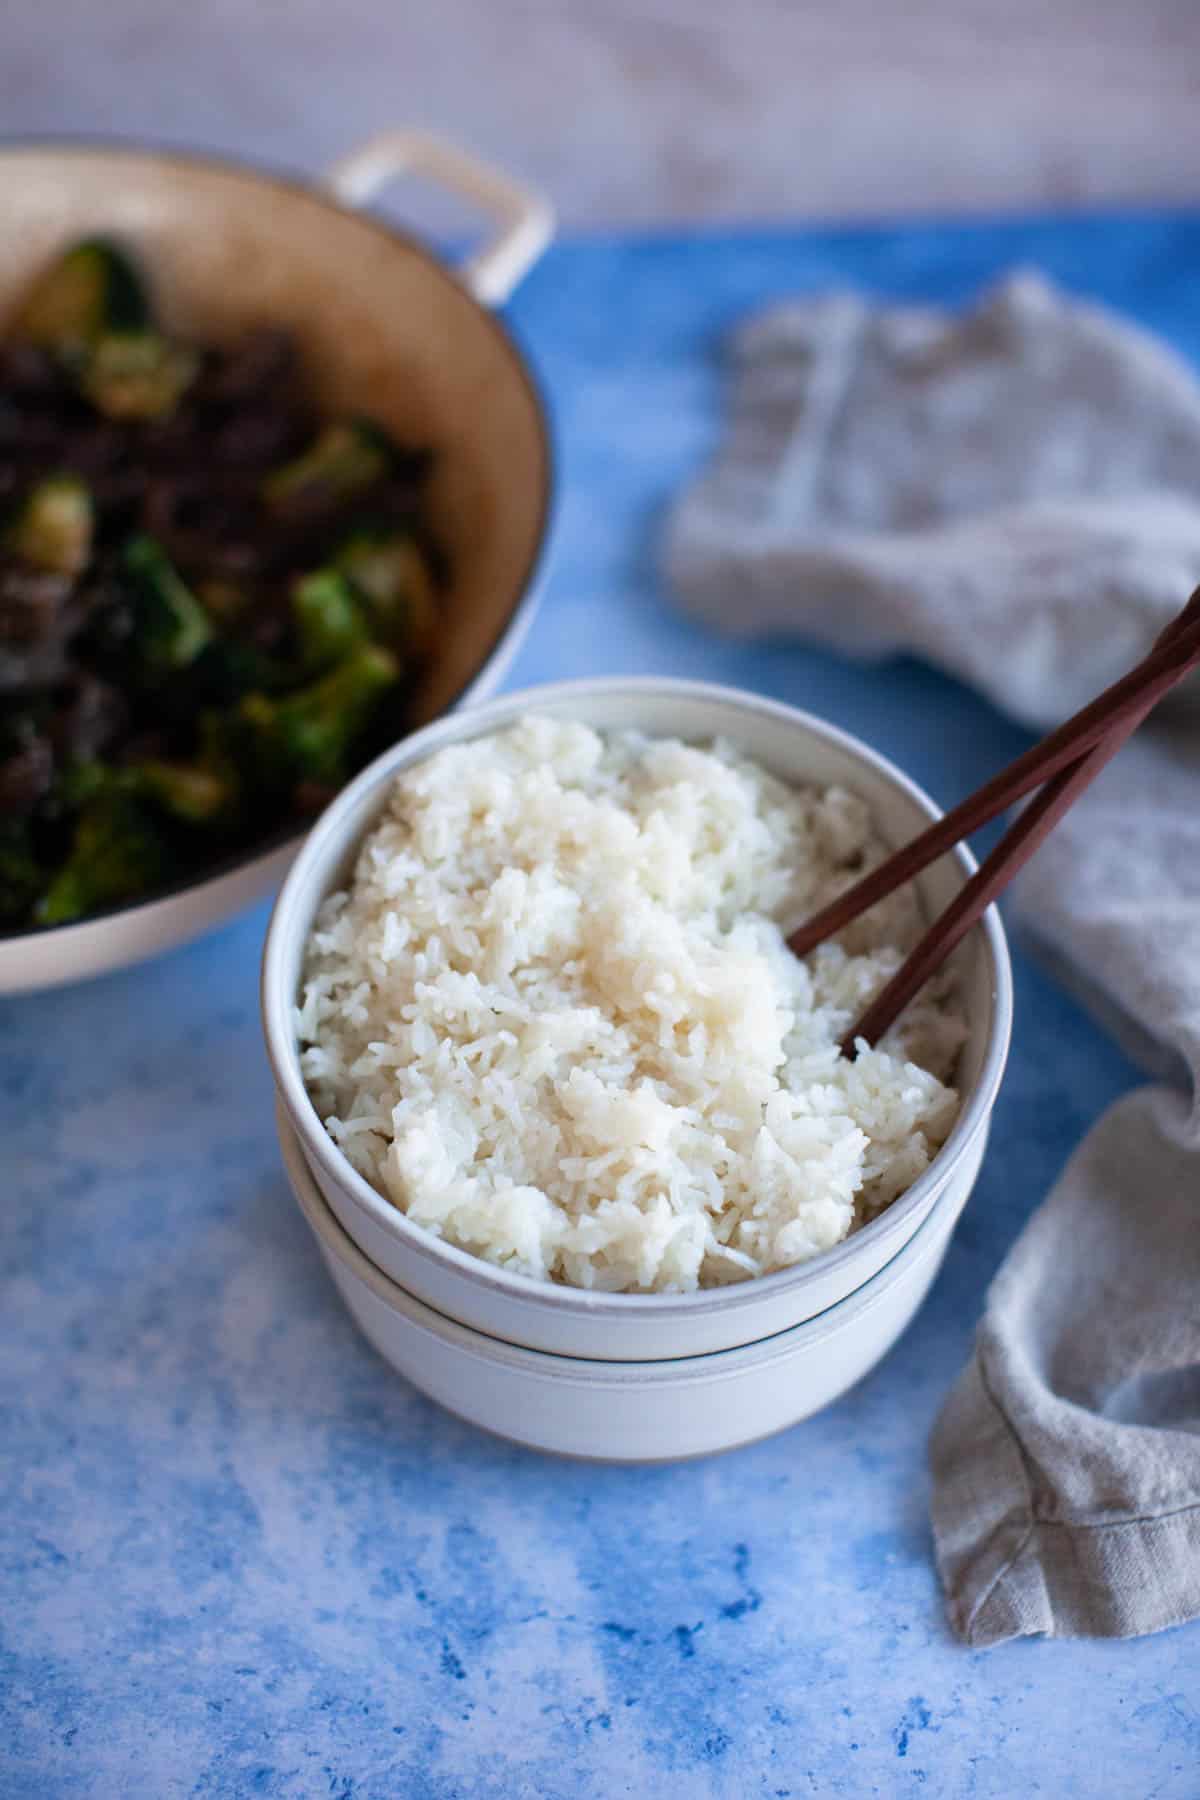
[324,129,554,307]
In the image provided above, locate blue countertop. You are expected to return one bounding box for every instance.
[5,216,1200,1799]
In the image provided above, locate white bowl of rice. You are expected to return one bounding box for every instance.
[276,1095,980,1462]
[262,678,1011,1379]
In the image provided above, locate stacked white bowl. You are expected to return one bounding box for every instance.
[262,680,1012,1461]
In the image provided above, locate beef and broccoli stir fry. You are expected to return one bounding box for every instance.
[0,238,442,929]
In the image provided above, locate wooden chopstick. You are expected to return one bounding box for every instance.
[788,586,1200,962]
[782,586,1200,1056]
[840,682,1166,1055]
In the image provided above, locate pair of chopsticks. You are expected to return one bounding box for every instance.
[788,586,1200,1057]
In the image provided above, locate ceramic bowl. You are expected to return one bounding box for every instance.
[279,1101,971,1462]
[0,130,554,993]
[263,677,1012,1361]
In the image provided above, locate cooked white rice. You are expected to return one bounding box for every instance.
[297,716,964,1293]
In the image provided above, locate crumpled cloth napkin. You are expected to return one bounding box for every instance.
[666,271,1200,1646]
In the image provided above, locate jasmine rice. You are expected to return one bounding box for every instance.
[297,716,964,1292]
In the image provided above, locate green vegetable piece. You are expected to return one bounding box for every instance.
[262,419,394,513]
[0,820,43,927]
[81,330,199,421]
[135,715,242,829]
[36,789,169,925]
[8,474,93,577]
[13,237,149,352]
[43,757,108,822]
[137,755,238,826]
[122,535,213,676]
[239,642,398,786]
[336,528,436,655]
[290,568,367,673]
[183,640,286,709]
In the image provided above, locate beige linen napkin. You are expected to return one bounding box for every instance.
[667,272,1200,1646]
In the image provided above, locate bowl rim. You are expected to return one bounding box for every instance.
[279,1097,966,1382]
[0,133,555,950]
[262,674,1013,1319]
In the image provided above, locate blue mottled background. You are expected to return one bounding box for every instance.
[4,220,1200,1798]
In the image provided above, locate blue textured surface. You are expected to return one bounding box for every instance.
[5,217,1200,1798]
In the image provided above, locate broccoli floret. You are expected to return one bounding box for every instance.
[13,238,150,355]
[135,715,243,828]
[36,789,169,925]
[80,331,199,421]
[239,642,398,787]
[262,419,394,514]
[40,757,108,822]
[90,542,278,722]
[121,535,213,676]
[136,759,235,827]
[290,568,368,673]
[336,528,437,656]
[191,639,291,708]
[8,474,93,577]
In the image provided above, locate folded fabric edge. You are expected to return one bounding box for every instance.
[930,1351,1200,1646]
[929,1356,1047,1646]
